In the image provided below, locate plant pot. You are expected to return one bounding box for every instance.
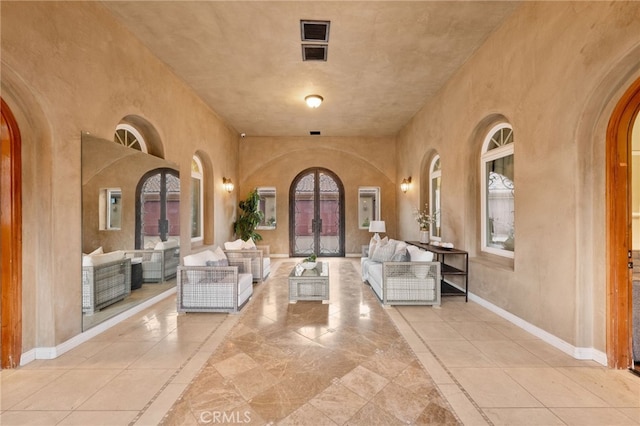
[420,230,430,243]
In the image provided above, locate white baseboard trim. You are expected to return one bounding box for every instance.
[468,292,608,366]
[20,287,177,366]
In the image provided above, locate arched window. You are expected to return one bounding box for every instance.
[429,155,441,240]
[191,155,204,242]
[114,123,148,153]
[481,124,514,257]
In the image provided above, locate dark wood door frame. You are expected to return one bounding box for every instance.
[1,98,23,369]
[606,77,640,369]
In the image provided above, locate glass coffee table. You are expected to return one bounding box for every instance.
[288,262,330,302]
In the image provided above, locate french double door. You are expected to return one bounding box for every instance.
[290,168,344,257]
[135,168,180,249]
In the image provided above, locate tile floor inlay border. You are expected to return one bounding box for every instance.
[128,313,231,426]
[395,307,495,426]
[162,260,461,425]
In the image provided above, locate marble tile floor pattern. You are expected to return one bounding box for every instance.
[0,258,637,425]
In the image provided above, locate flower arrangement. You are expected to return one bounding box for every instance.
[414,203,435,231]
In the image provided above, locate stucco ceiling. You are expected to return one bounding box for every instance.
[100,1,520,137]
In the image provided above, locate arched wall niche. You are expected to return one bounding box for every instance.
[1,64,59,351]
[195,149,215,246]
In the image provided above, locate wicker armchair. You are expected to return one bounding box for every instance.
[82,256,131,315]
[125,240,180,283]
[177,257,252,313]
[223,245,270,282]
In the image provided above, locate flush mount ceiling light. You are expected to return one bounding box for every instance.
[305,95,323,108]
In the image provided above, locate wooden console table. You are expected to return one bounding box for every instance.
[406,241,468,301]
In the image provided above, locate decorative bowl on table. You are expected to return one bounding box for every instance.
[300,262,317,270]
[441,242,454,249]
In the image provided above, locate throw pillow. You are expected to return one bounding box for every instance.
[88,246,103,256]
[371,239,397,262]
[242,238,256,249]
[224,239,244,250]
[394,241,408,256]
[406,245,434,262]
[368,237,378,259]
[211,246,229,266]
[406,246,434,278]
[390,248,408,262]
[183,250,216,266]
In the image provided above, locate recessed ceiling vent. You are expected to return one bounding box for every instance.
[302,44,327,61]
[301,20,330,42]
[310,131,321,136]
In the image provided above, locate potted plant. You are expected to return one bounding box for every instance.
[234,188,264,241]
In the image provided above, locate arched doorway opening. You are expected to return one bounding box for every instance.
[1,98,22,369]
[289,168,345,257]
[136,168,180,249]
[606,76,640,370]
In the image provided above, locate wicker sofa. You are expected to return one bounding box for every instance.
[82,250,131,315]
[361,238,441,306]
[125,239,180,283]
[223,239,270,282]
[177,247,253,313]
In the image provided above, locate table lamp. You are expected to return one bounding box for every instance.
[368,220,386,241]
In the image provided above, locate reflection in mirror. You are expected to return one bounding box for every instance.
[103,188,122,230]
[256,187,276,230]
[358,187,380,229]
[82,132,180,331]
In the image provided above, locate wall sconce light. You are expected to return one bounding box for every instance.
[305,94,323,108]
[400,176,412,193]
[223,177,234,193]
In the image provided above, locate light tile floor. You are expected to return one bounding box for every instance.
[1,258,639,425]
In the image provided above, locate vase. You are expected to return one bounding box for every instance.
[420,230,429,244]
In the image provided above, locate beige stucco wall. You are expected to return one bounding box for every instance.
[1,2,240,351]
[238,136,397,256]
[397,1,640,351]
[3,0,640,362]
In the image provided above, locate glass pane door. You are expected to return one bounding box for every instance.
[292,172,315,256]
[290,168,344,257]
[136,168,180,249]
[318,171,341,255]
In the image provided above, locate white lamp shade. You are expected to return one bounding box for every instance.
[368,220,386,233]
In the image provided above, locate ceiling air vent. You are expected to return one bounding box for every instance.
[301,20,330,42]
[310,131,321,136]
[302,44,327,61]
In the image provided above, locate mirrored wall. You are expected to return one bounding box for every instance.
[358,187,380,229]
[256,186,276,230]
[81,132,180,330]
